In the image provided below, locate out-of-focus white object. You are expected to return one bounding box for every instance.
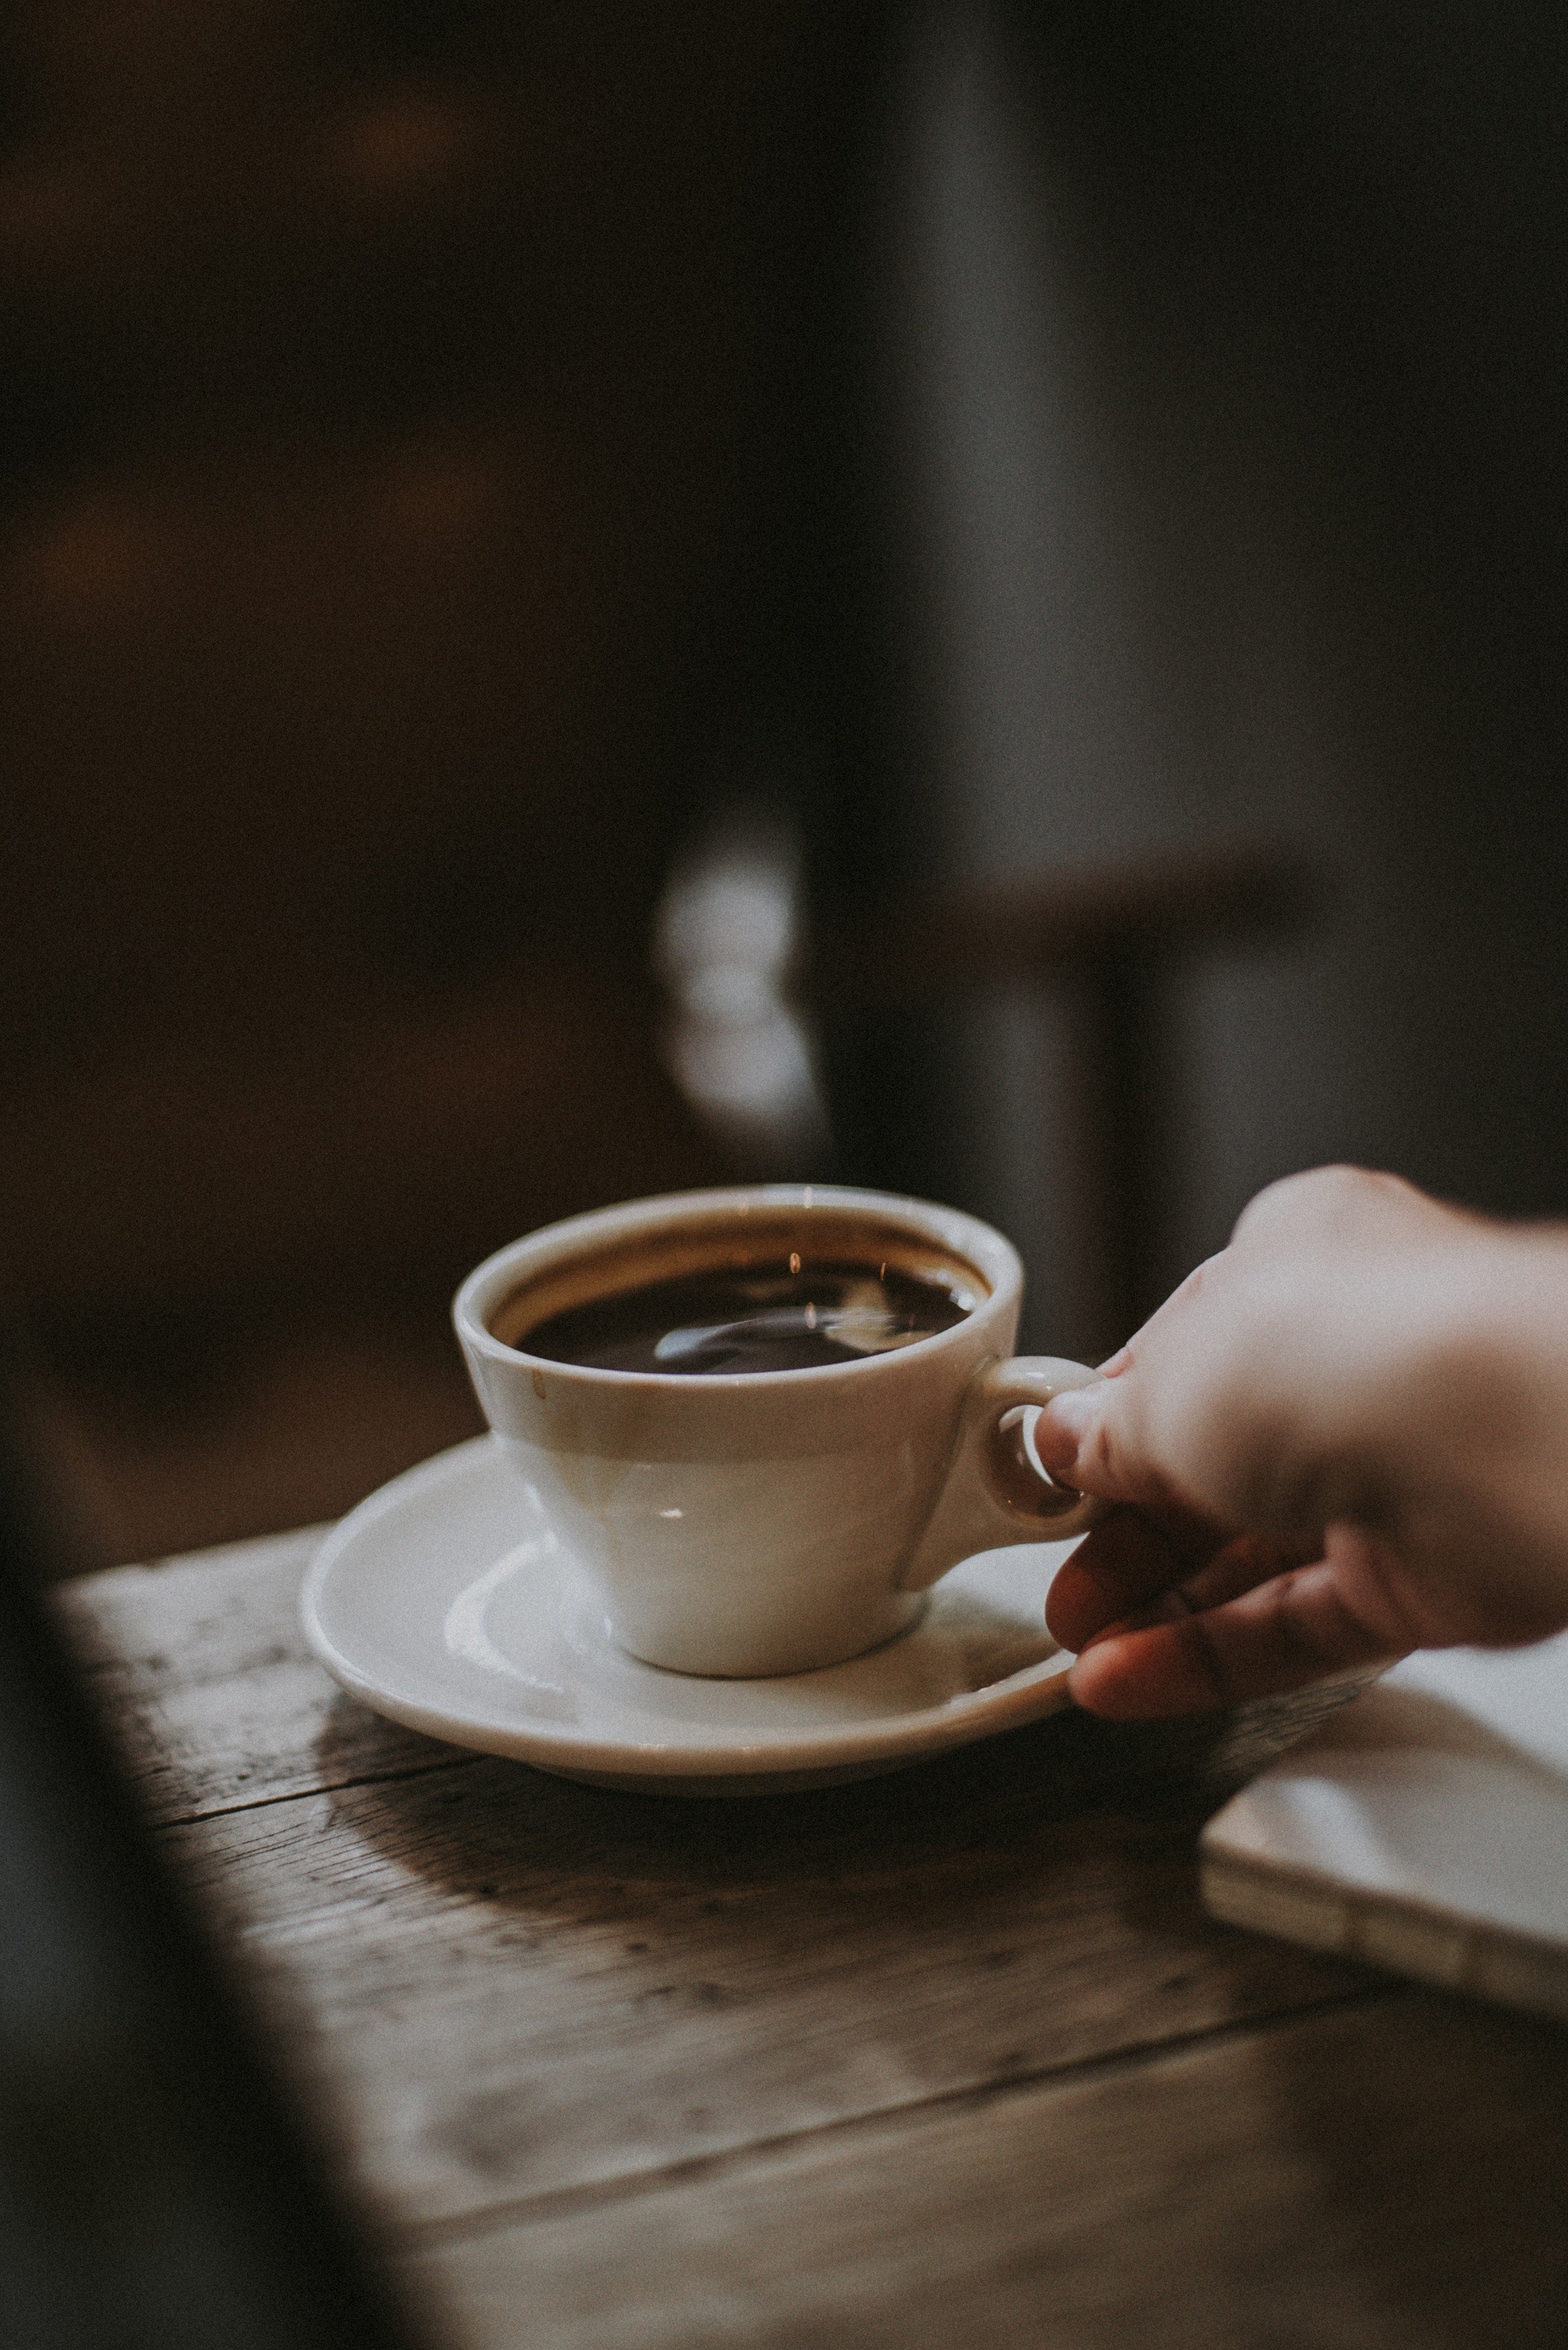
[1202,1632,1568,2025]
[652,814,831,1171]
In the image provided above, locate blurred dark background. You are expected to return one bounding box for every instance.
[4,0,1567,1566]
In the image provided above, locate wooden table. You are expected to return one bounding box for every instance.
[58,1527,1568,2349]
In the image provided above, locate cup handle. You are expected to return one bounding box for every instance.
[900,1356,1108,1591]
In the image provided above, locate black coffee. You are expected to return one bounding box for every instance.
[518,1257,977,1375]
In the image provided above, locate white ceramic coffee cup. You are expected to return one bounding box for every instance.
[454,1184,1104,1679]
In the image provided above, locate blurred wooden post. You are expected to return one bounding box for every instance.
[1078,944,1164,1346]
[812,846,1315,1346]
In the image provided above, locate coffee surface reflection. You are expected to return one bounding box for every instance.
[518,1258,977,1376]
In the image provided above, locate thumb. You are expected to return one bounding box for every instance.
[1034,1368,1153,1507]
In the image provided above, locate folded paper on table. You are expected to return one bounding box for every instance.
[1201,1630,1568,2025]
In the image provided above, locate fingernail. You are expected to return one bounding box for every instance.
[1042,1385,1095,1433]
[1035,1386,1095,1475]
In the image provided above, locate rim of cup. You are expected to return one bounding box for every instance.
[452,1184,1023,1389]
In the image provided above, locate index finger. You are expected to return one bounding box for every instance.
[1045,1508,1293,1652]
[1044,1508,1197,1650]
[1067,1550,1408,1716]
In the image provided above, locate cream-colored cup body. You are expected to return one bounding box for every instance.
[454,1186,1101,1679]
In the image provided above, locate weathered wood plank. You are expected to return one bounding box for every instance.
[51,1539,1369,1829]
[403,1994,1568,2350]
[157,1724,1371,2227]
[52,1543,1393,2252]
[54,1540,1561,2350]
[52,1535,470,1821]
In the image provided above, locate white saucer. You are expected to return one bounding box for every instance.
[300,1436,1082,1795]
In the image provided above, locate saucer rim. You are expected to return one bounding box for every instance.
[300,1435,1078,1782]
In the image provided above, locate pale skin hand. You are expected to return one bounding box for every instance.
[1034,1166,1568,1717]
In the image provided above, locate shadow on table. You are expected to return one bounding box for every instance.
[301,1680,1412,2273]
[303,1680,1568,2342]
[312,1667,1375,1865]
[1245,1993,1568,2344]
[309,1675,1377,1996]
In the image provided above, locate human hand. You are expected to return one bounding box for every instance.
[1035,1166,1568,1716]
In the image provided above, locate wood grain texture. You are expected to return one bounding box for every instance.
[54,1534,466,1821]
[50,1543,1375,1829]
[52,1542,1568,2349]
[406,1995,1568,2350]
[152,1727,1370,2226]
[55,1542,1374,2237]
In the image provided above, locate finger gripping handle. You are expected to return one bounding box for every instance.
[901,1356,1107,1591]
[981,1357,1101,1520]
